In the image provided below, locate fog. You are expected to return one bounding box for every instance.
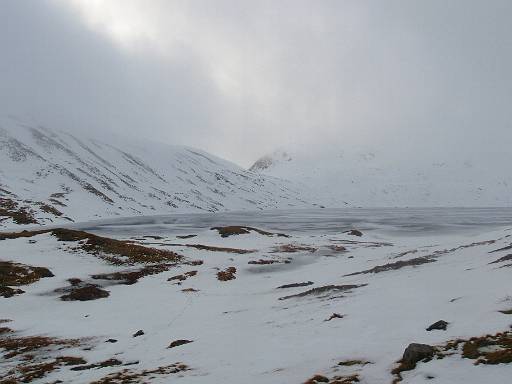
[1,1,511,166]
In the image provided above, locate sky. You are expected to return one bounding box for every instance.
[1,0,511,167]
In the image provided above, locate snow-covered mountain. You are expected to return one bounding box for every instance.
[250,147,512,207]
[0,117,316,228]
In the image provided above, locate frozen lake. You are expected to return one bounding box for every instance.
[74,207,512,238]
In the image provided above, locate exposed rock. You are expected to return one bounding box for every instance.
[278,284,366,300]
[132,330,144,338]
[277,281,314,289]
[402,343,435,367]
[168,339,193,348]
[325,313,344,322]
[426,320,449,331]
[344,229,363,237]
[211,226,288,238]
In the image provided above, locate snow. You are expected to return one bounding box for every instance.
[1,208,512,383]
[0,116,318,229]
[250,146,512,207]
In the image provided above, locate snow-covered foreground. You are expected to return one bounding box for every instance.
[1,209,512,383]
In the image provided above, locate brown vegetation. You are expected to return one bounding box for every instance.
[0,261,54,298]
[0,228,183,265]
[168,270,198,283]
[60,284,110,301]
[0,198,38,225]
[0,261,54,286]
[71,358,123,371]
[92,264,176,285]
[90,363,190,384]
[217,267,237,281]
[304,374,360,384]
[272,244,317,253]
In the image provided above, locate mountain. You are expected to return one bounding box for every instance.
[0,117,316,228]
[250,147,512,207]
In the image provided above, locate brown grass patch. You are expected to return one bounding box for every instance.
[0,228,183,266]
[90,363,190,384]
[0,261,54,298]
[59,284,110,301]
[0,286,25,298]
[0,198,38,225]
[168,270,198,283]
[338,360,371,367]
[0,261,54,287]
[217,267,237,281]
[272,244,317,253]
[71,358,123,371]
[304,374,360,384]
[443,331,512,365]
[38,204,63,217]
[92,264,177,285]
[51,228,182,265]
[0,329,81,360]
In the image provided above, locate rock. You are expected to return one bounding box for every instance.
[132,330,144,337]
[168,339,193,348]
[426,320,449,331]
[106,339,118,343]
[345,229,363,237]
[402,343,435,367]
[325,313,344,322]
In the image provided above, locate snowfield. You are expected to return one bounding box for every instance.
[1,208,511,383]
[250,148,512,207]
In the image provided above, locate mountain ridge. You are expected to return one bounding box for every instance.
[0,117,317,228]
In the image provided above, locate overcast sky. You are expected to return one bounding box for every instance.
[1,1,511,166]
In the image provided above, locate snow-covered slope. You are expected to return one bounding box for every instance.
[0,117,315,228]
[250,147,512,207]
[1,210,511,383]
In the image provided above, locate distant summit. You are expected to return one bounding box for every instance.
[249,150,292,172]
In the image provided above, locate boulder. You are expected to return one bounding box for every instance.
[402,343,435,367]
[426,320,449,331]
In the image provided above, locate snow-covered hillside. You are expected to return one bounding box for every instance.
[250,147,512,207]
[0,117,316,228]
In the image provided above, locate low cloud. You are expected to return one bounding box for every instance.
[1,0,511,166]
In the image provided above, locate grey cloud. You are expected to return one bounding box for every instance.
[1,0,511,166]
